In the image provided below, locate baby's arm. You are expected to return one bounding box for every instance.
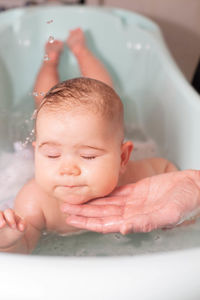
[0,179,45,254]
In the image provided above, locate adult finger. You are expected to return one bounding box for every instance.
[66,215,122,233]
[88,196,125,206]
[62,203,123,217]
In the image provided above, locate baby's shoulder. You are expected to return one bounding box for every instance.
[16,178,45,201]
[14,179,47,215]
[137,157,178,174]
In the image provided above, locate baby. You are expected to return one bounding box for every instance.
[0,29,177,254]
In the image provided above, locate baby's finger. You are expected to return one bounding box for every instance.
[16,217,26,232]
[3,209,17,229]
[0,211,6,228]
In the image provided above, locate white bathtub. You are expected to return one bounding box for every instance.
[0,6,200,300]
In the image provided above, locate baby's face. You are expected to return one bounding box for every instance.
[34,110,124,205]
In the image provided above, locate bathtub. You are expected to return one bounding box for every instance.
[0,5,200,300]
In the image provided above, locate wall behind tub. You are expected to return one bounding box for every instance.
[87,0,200,83]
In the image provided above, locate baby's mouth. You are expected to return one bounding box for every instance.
[56,184,86,191]
[62,185,85,189]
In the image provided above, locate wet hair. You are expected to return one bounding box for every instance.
[36,77,124,138]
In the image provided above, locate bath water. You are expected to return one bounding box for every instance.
[1,114,200,256]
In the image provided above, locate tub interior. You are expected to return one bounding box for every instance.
[0,6,200,256]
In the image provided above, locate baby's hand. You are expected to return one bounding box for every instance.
[0,209,26,249]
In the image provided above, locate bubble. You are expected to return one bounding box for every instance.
[75,248,87,256]
[114,234,121,240]
[48,36,55,44]
[154,235,161,241]
[46,19,53,24]
[44,54,50,61]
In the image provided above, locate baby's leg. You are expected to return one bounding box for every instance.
[33,40,63,107]
[67,28,113,87]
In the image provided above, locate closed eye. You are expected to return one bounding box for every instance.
[47,155,60,159]
[81,156,96,160]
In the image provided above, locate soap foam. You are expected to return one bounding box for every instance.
[0,142,34,210]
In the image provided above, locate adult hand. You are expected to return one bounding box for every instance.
[61,170,200,234]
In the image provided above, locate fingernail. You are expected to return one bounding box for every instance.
[19,224,24,231]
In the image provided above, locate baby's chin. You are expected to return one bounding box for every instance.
[58,193,97,205]
[54,186,116,205]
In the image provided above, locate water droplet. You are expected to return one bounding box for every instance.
[40,92,45,97]
[33,91,38,97]
[24,39,31,47]
[46,19,53,24]
[48,36,55,44]
[134,43,142,50]
[127,41,133,49]
[44,54,50,61]
[30,129,35,136]
[31,109,37,120]
[42,231,48,236]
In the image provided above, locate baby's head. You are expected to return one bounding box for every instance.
[34,78,133,204]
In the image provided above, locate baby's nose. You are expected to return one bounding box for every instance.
[60,162,81,176]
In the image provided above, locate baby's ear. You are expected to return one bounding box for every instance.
[120,141,134,173]
[32,141,36,148]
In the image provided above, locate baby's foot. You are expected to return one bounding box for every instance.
[66,28,87,56]
[44,40,64,64]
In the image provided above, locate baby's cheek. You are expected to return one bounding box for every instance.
[94,167,119,196]
[35,160,53,190]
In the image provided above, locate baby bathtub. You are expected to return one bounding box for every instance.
[0,5,200,300]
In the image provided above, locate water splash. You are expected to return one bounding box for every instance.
[44,54,50,61]
[33,91,38,97]
[48,36,55,44]
[21,127,35,149]
[46,20,53,24]
[31,109,37,120]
